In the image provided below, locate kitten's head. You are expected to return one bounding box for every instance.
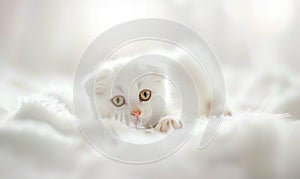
[94,61,181,129]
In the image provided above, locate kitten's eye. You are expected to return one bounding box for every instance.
[139,89,151,101]
[111,95,125,107]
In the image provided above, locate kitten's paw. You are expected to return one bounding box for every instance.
[155,118,182,133]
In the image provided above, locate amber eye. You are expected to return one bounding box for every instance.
[139,89,151,101]
[111,95,125,107]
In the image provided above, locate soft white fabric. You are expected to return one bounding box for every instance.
[0,67,299,179]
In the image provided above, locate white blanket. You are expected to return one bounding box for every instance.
[0,67,299,179]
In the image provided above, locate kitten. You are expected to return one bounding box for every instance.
[94,63,183,134]
[84,40,223,135]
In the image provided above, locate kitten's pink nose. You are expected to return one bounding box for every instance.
[131,109,142,119]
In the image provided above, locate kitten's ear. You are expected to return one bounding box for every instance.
[95,69,112,95]
[82,69,112,96]
[82,71,96,98]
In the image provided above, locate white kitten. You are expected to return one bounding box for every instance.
[94,61,183,134]
[84,40,225,139]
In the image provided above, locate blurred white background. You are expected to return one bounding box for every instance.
[1,0,299,107]
[1,0,299,73]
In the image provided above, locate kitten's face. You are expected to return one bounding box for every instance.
[95,68,181,129]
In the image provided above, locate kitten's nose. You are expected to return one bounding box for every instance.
[131,109,142,119]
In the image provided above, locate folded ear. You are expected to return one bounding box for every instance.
[82,72,96,99]
[95,69,112,95]
[82,68,112,98]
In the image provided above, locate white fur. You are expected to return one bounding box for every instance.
[1,90,300,179]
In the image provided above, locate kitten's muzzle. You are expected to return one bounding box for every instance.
[131,109,142,120]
